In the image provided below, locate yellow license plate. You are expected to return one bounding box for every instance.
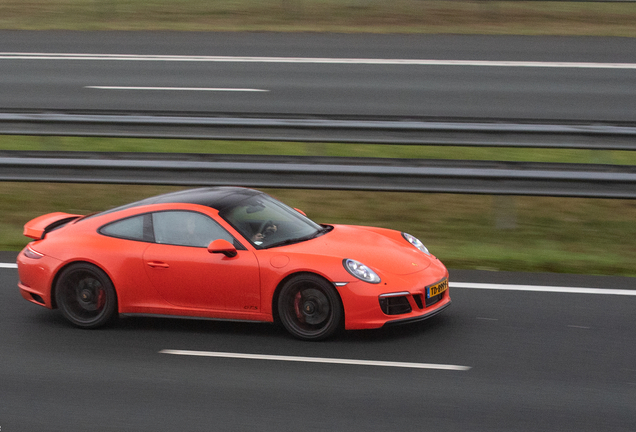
[427,279,448,298]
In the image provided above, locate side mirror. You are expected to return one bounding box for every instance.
[208,239,238,258]
[294,208,307,216]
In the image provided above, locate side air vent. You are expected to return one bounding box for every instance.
[30,293,45,305]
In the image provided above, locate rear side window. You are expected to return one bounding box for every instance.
[99,215,149,242]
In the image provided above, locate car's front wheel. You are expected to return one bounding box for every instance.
[55,263,117,328]
[277,274,343,341]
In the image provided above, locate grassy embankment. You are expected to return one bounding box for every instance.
[2,136,635,276]
[1,0,636,36]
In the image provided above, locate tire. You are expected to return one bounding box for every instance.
[277,274,343,341]
[55,263,118,328]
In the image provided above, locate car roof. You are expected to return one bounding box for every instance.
[95,187,263,217]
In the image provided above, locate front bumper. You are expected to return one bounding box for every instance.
[340,269,451,330]
[382,300,451,327]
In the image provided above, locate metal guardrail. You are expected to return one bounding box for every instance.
[1,113,635,198]
[1,112,636,150]
[2,152,635,198]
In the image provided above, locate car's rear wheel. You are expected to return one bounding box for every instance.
[277,274,343,341]
[55,263,117,328]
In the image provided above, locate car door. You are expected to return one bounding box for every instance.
[142,210,260,312]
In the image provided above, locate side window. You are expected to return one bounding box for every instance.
[100,215,147,241]
[152,211,235,248]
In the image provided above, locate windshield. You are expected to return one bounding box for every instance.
[219,194,325,249]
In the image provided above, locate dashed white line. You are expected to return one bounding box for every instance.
[159,349,471,371]
[85,86,269,92]
[450,282,636,296]
[0,263,17,269]
[3,53,636,69]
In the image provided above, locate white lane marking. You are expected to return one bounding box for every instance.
[0,263,17,269]
[85,86,269,92]
[159,349,471,371]
[451,282,636,296]
[2,53,636,69]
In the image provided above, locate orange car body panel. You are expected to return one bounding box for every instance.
[17,199,450,331]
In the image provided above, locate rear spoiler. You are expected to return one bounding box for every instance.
[23,212,83,240]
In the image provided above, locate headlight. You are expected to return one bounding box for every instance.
[402,233,430,255]
[343,259,381,284]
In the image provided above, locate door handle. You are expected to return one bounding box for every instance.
[147,261,169,269]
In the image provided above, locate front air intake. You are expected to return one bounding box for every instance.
[379,295,412,315]
[30,293,45,305]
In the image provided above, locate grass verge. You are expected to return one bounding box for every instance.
[2,135,636,165]
[2,182,635,276]
[1,1,636,36]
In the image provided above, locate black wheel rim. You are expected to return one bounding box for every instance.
[282,284,333,337]
[59,270,108,324]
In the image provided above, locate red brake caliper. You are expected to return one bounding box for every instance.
[293,291,304,322]
[96,289,106,309]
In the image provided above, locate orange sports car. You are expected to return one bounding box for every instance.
[17,187,450,340]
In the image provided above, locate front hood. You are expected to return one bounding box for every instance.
[284,224,432,276]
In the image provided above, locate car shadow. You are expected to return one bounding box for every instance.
[116,314,288,337]
[116,312,454,343]
[338,313,454,343]
[26,307,455,344]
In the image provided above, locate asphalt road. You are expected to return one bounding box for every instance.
[2,257,635,432]
[2,31,636,121]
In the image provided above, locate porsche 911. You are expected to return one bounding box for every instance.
[17,187,450,340]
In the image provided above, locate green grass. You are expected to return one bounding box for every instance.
[3,183,636,276]
[1,0,636,36]
[2,135,636,165]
